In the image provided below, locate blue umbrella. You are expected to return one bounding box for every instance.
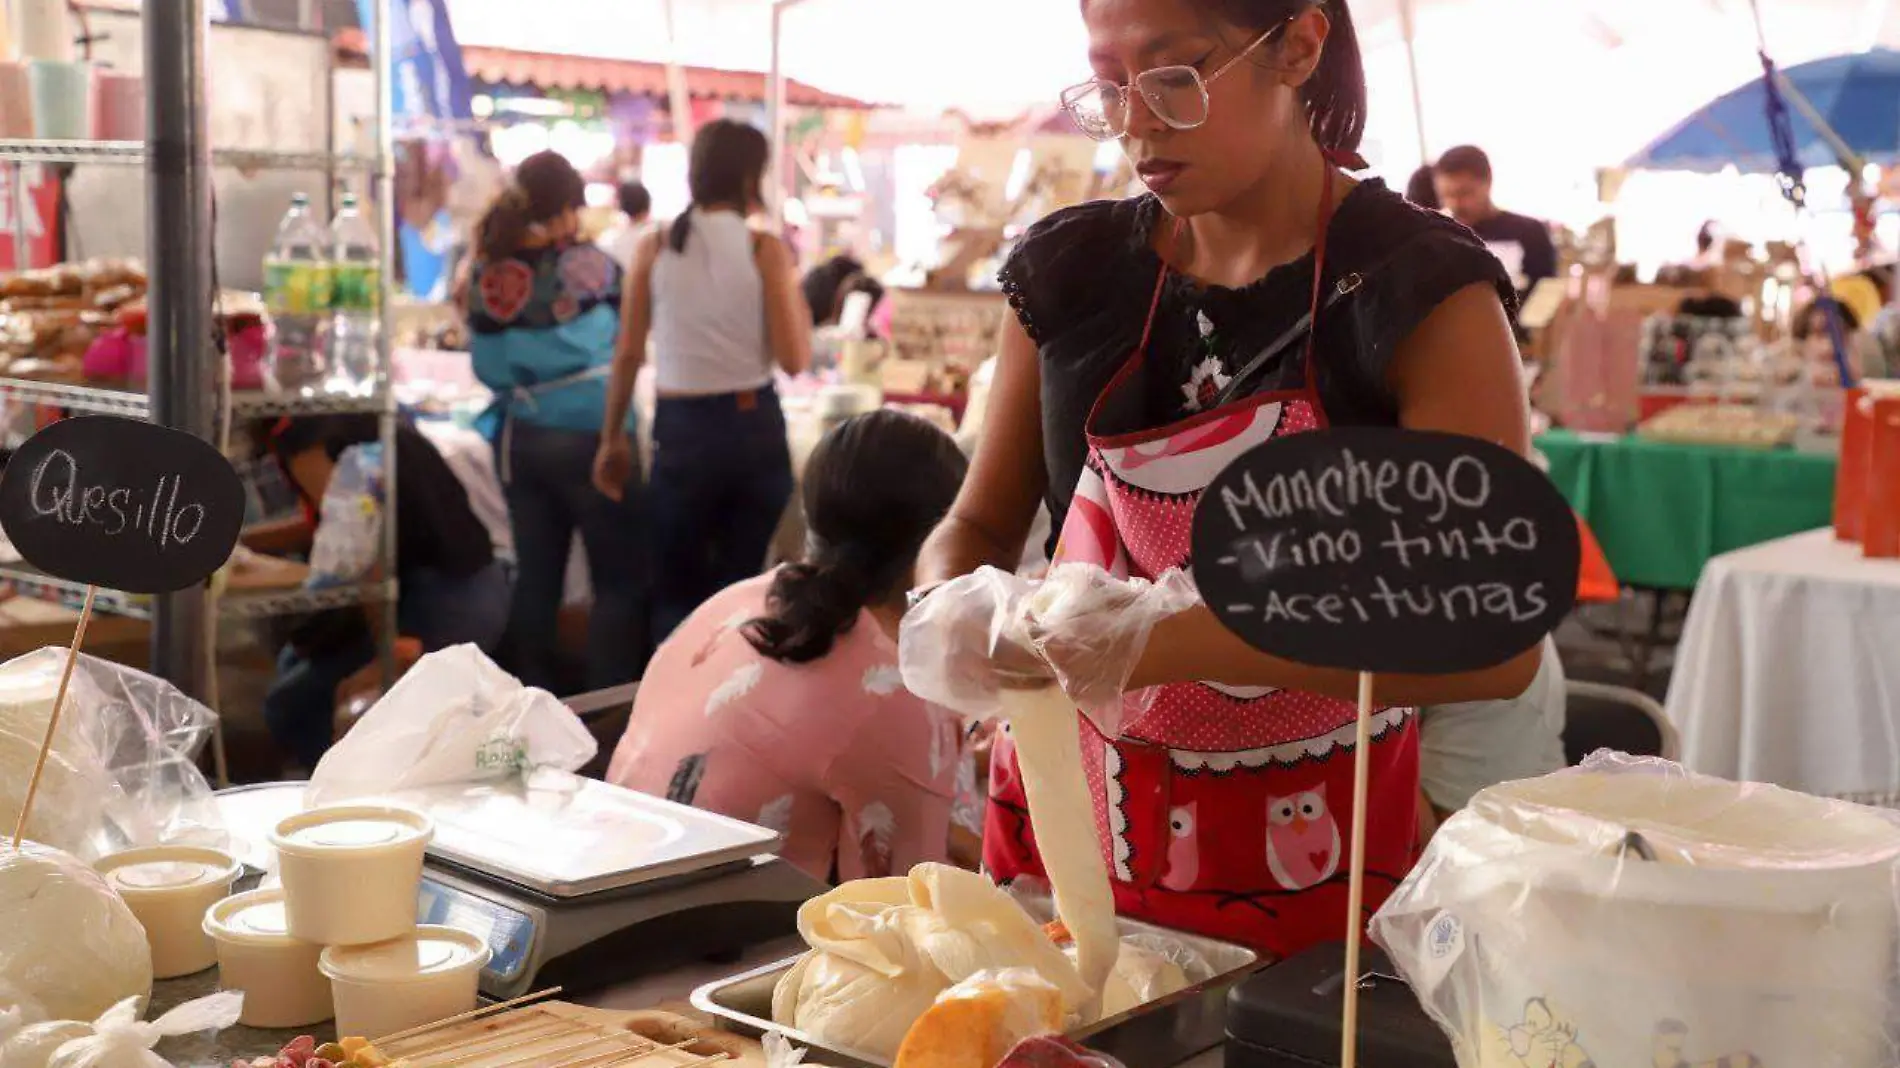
[1627,48,1900,173]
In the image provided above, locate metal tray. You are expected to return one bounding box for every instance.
[690,914,1263,1068]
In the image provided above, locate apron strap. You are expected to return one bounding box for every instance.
[1134,236,1172,357]
[1300,162,1341,385]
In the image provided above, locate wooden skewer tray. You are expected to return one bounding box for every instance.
[376,1003,768,1068]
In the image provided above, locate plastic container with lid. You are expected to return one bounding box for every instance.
[320,925,491,1040]
[270,803,433,946]
[95,845,241,978]
[203,887,333,1028]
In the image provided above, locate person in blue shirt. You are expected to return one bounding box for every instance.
[465,150,649,691]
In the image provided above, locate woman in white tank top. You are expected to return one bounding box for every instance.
[598,119,812,639]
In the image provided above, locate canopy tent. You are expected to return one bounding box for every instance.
[445,0,1900,219]
[1626,48,1900,173]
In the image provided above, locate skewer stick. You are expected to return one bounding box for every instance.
[372,986,564,1045]
[10,586,96,851]
[1339,670,1375,1068]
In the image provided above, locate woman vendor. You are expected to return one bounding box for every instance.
[915,0,1538,958]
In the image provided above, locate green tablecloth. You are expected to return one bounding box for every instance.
[1537,430,1838,590]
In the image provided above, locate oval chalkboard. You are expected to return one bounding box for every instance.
[0,416,246,594]
[1190,427,1580,675]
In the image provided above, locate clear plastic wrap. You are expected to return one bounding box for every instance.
[0,1018,91,1068]
[771,864,1093,1062]
[893,969,1064,1068]
[306,644,597,808]
[761,1032,808,1068]
[0,843,152,1028]
[899,563,1197,736]
[43,992,242,1068]
[0,649,224,860]
[1370,752,1900,1068]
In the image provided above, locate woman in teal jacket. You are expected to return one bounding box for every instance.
[466,150,648,689]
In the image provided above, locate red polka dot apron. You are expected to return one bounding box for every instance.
[985,165,1421,959]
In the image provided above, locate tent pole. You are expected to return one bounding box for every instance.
[661,0,694,144]
[1399,0,1429,163]
[768,0,813,228]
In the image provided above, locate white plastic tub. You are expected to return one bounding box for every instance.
[319,925,491,1040]
[95,845,241,978]
[270,803,432,946]
[203,887,333,1029]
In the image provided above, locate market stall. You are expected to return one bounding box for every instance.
[1537,428,1839,591]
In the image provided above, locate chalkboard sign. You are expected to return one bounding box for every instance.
[1191,428,1580,675]
[0,416,246,594]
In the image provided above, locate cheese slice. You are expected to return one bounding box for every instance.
[998,686,1119,1019]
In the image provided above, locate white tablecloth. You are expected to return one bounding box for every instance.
[1667,528,1900,803]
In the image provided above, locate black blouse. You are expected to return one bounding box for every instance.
[997,179,1516,551]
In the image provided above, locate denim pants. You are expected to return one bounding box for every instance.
[649,387,795,640]
[501,421,651,693]
[263,559,511,770]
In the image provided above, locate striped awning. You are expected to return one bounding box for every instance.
[462,45,876,110]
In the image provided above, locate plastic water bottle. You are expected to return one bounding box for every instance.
[263,193,331,394]
[327,193,382,396]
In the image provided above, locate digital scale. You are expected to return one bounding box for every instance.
[215,773,824,1001]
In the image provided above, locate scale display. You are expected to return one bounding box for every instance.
[418,875,536,989]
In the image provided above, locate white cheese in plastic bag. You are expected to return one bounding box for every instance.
[0,844,151,1025]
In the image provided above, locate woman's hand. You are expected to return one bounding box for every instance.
[899,568,1055,718]
[593,433,635,501]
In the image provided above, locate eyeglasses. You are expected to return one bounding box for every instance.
[1060,21,1291,143]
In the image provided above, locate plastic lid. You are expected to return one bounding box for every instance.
[204,886,305,947]
[96,846,240,896]
[270,803,433,858]
[319,925,491,984]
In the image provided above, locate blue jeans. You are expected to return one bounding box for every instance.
[263,560,511,770]
[501,421,651,693]
[649,387,794,640]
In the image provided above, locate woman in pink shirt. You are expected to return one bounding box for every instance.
[608,411,970,882]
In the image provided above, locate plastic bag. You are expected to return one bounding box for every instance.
[0,843,152,1030]
[772,864,1091,1062]
[893,969,1063,1068]
[0,649,224,860]
[899,563,1197,736]
[306,644,597,807]
[306,442,384,587]
[1370,752,1900,1068]
[761,1032,808,1068]
[0,1019,91,1068]
[44,992,242,1068]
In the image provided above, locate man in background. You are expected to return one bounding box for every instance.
[1433,145,1556,300]
[597,180,652,270]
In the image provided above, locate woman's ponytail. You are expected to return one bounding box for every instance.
[668,208,694,255]
[743,548,885,664]
[476,187,532,263]
[741,410,969,666]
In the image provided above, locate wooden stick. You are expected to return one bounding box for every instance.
[10,586,96,852]
[1339,670,1375,1068]
[372,987,564,1045]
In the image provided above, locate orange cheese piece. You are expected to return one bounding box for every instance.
[894,977,1064,1068]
